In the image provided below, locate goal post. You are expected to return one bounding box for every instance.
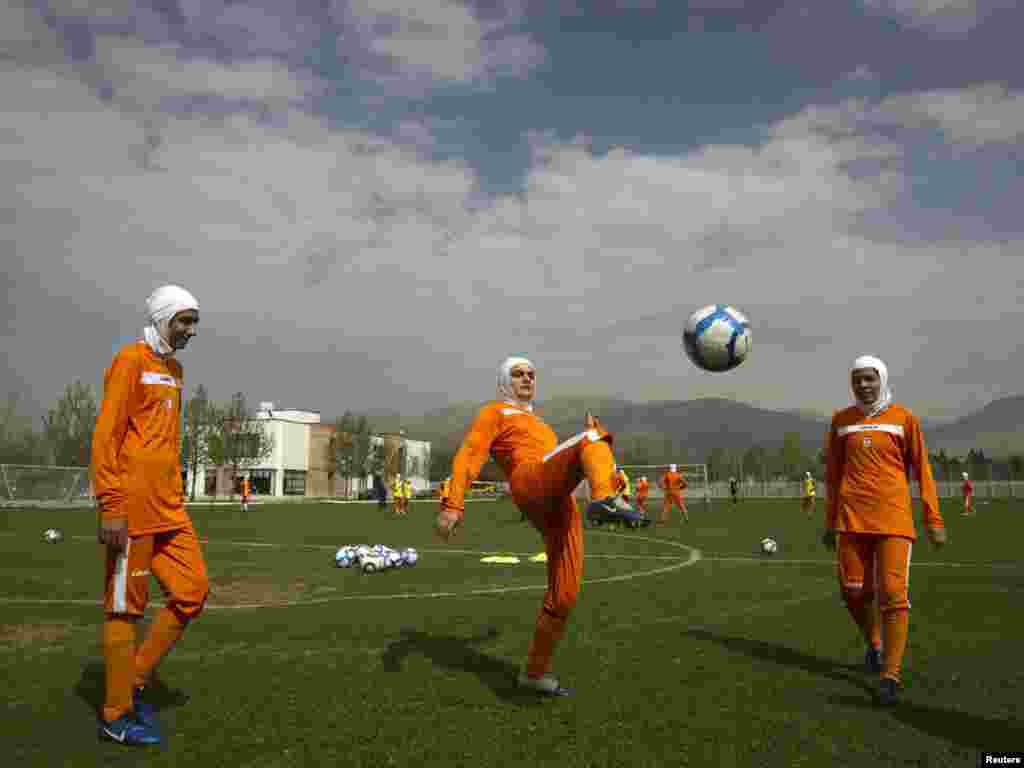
[0,464,94,508]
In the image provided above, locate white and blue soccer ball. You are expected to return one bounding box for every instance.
[401,548,418,566]
[43,528,63,544]
[361,554,387,573]
[385,550,403,569]
[335,546,355,568]
[682,304,752,373]
[760,537,778,555]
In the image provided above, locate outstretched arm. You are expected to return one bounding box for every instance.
[436,407,500,541]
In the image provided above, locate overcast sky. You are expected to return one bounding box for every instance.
[3,0,1023,424]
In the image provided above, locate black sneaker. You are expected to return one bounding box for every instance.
[877,678,898,706]
[586,496,643,526]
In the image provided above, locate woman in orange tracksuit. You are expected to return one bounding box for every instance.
[824,355,946,706]
[635,476,650,516]
[435,356,638,696]
[92,285,210,746]
[659,464,688,524]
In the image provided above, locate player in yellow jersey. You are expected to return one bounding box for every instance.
[824,355,946,706]
[402,477,413,515]
[802,472,816,517]
[390,474,403,516]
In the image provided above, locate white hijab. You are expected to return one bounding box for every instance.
[143,285,199,357]
[851,355,892,418]
[497,356,535,411]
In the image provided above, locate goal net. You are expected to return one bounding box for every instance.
[0,464,94,508]
[575,464,711,508]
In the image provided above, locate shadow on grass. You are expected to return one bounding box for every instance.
[831,694,1024,751]
[382,627,543,705]
[686,628,1024,750]
[684,628,873,693]
[74,661,191,719]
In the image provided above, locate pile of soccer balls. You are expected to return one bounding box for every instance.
[335,544,418,573]
[43,528,63,543]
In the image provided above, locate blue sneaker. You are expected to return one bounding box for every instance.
[587,496,643,528]
[865,647,882,675]
[133,687,160,733]
[99,714,161,746]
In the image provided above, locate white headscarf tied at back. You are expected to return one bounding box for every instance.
[497,356,535,410]
[143,285,199,357]
[851,355,892,418]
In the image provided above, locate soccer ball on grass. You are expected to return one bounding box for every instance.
[683,304,752,372]
[43,528,63,543]
[760,537,778,555]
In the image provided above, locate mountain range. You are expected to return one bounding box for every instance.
[353,395,1024,460]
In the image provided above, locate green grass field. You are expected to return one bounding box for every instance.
[1,497,1021,767]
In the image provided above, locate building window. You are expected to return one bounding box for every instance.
[283,470,306,496]
[250,469,274,495]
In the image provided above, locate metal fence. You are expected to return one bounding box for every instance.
[707,480,1024,500]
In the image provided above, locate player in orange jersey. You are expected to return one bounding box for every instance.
[614,465,631,502]
[635,476,650,516]
[240,476,251,513]
[435,356,640,696]
[91,285,210,746]
[658,464,689,524]
[823,355,946,706]
[961,472,973,516]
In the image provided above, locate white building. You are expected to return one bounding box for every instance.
[185,402,432,499]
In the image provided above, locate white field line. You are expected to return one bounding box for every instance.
[0,531,700,610]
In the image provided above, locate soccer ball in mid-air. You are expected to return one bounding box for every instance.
[760,537,778,555]
[682,304,752,372]
[43,528,63,543]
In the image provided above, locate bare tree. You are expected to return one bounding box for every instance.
[206,393,274,496]
[41,380,98,466]
[182,384,215,501]
[333,411,357,497]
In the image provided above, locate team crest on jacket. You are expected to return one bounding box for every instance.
[863,437,872,447]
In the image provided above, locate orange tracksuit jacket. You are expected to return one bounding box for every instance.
[445,401,560,513]
[660,471,686,496]
[825,404,943,539]
[92,341,190,536]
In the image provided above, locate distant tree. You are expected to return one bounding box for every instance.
[705,446,727,482]
[780,431,803,480]
[353,416,373,490]
[333,411,358,496]
[742,444,768,484]
[1010,455,1024,481]
[206,393,274,495]
[0,393,47,465]
[182,384,214,501]
[365,435,385,480]
[430,448,455,481]
[41,380,97,466]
